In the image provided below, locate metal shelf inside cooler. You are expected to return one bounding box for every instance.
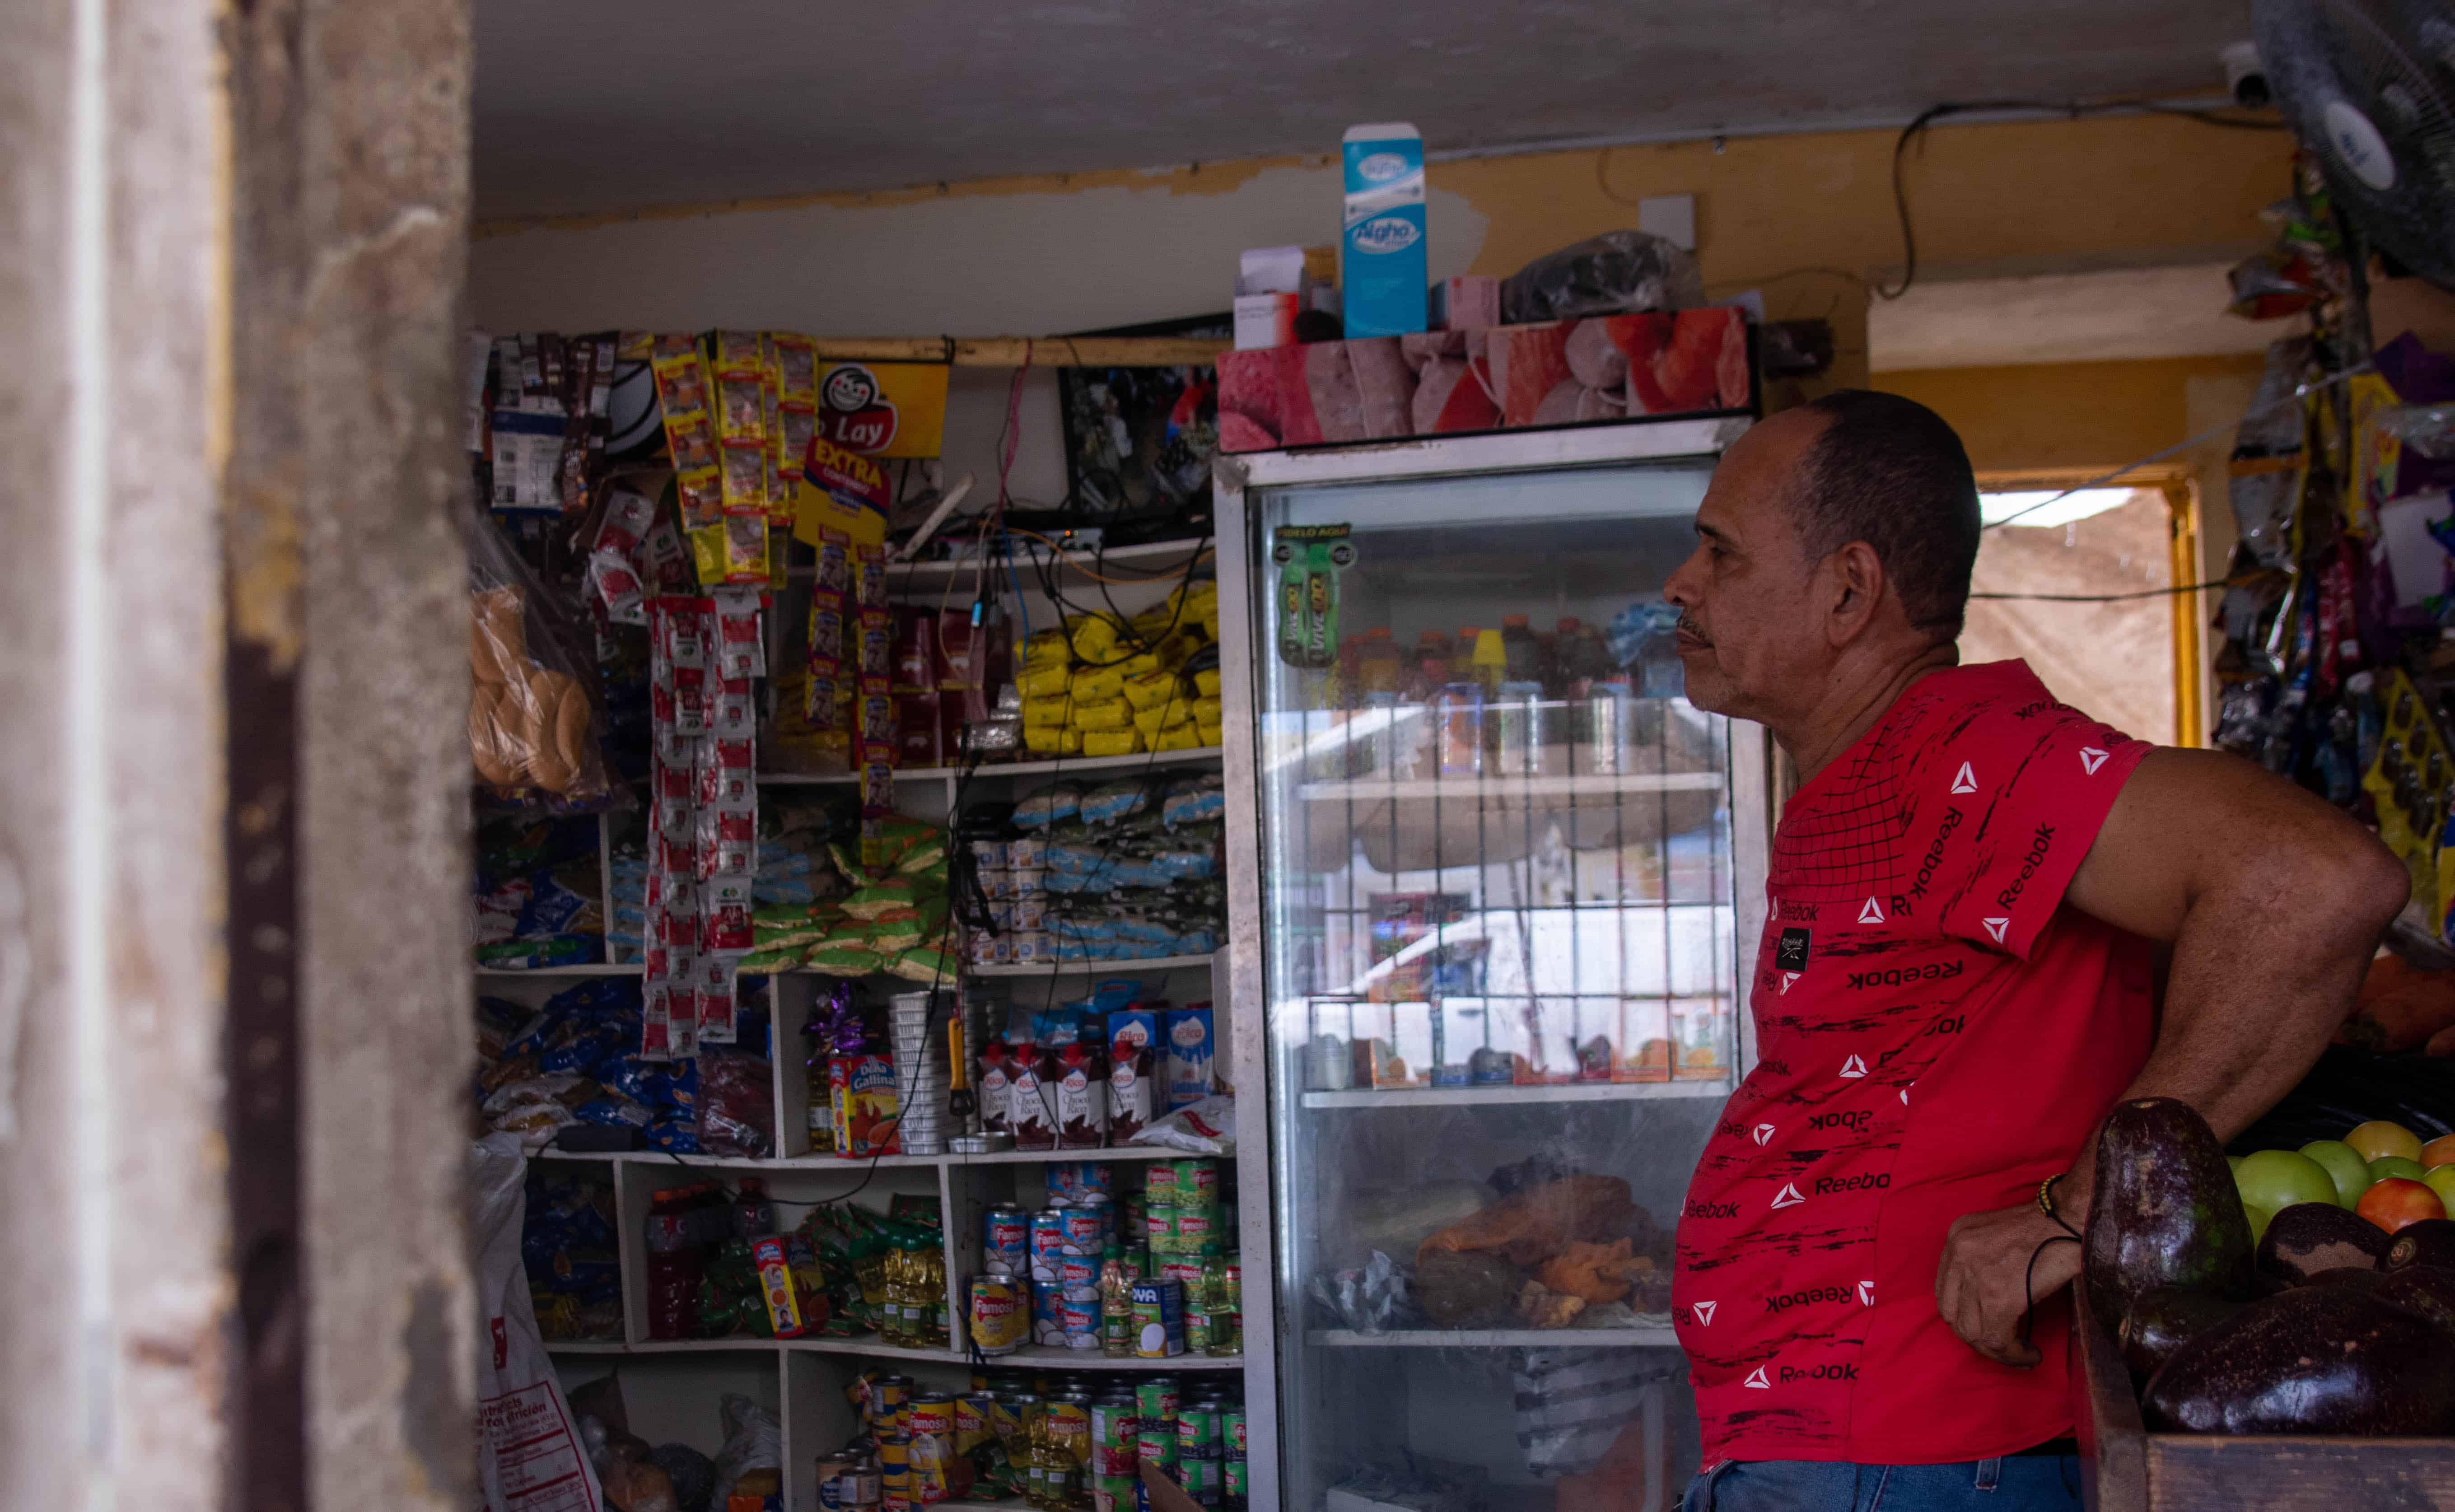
[1298,1080,1731,1109]
[1298,770,1722,800]
[1310,1327,1680,1348]
[758,747,1222,787]
[967,952,1218,978]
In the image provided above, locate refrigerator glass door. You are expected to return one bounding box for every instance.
[1249,454,1745,1512]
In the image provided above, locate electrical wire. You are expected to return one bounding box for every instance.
[1969,580,2231,604]
[1981,361,2376,532]
[1874,99,2288,302]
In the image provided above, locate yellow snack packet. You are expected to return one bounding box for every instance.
[1071,665,1126,704]
[1151,723,1203,752]
[1068,614,1122,663]
[710,328,766,377]
[1024,724,1083,756]
[1197,721,1224,749]
[1022,630,1073,670]
[1071,699,1131,731]
[1082,728,1143,757]
[1193,695,1223,725]
[1194,667,1223,698]
[1122,670,1186,712]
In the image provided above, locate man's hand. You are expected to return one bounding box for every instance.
[1935,1199,2082,1367]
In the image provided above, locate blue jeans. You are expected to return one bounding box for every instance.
[1679,1455,2082,1512]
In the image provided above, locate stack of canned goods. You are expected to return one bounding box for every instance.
[887,991,948,1155]
[816,1449,883,1512]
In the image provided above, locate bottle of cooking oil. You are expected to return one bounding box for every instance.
[1020,1409,1052,1509]
[882,1250,913,1347]
[925,1249,951,1347]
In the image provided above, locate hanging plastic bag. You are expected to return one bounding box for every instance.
[473,1132,605,1512]
[469,505,615,804]
[1502,230,1703,324]
[708,1393,784,1508]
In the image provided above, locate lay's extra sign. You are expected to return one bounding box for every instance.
[812,360,948,458]
[793,434,891,550]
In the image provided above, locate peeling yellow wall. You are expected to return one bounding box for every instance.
[1874,352,2272,477]
[470,112,2294,501]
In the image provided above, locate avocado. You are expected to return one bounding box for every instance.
[2373,1265,2455,1340]
[2257,1202,2390,1287]
[2387,1218,2455,1271]
[2118,1286,2245,1383]
[2084,1097,2257,1327]
[2143,1284,2455,1435]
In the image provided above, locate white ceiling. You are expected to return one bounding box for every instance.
[1868,262,2288,370]
[473,0,2255,220]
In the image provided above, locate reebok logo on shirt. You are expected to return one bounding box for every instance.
[1752,1123,1776,1146]
[1950,761,1977,794]
[1769,1182,1806,1209]
[2079,747,2109,775]
[1838,1054,1868,1078]
[1982,917,2011,943]
[1690,1300,1718,1325]
[1858,897,1886,925]
[1743,1367,1771,1390]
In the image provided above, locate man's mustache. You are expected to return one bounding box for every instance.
[1676,613,1711,646]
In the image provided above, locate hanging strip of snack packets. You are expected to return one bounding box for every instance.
[652,334,724,555]
[804,526,854,774]
[774,334,817,504]
[707,330,773,587]
[587,488,658,627]
[851,541,900,866]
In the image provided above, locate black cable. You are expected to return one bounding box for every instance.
[1969,579,2232,603]
[1876,99,2287,302]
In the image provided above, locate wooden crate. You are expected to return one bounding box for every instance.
[2070,1288,2455,1509]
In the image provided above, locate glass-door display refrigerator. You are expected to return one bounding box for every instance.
[1214,421,1774,1512]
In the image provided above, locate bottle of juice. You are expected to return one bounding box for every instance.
[1500,613,1540,684]
[1468,627,1508,697]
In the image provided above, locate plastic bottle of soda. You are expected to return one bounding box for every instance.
[1499,613,1541,684]
[732,1177,775,1241]
[645,1188,698,1340]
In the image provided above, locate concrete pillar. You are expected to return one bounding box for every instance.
[1,0,475,1507]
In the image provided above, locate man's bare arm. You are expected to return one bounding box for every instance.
[1935,747,2408,1365]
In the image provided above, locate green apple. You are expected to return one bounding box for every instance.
[2426,1165,2455,1213]
[2372,1156,2431,1186]
[2236,1148,2341,1215]
[2300,1139,2372,1207]
[2245,1201,2277,1245]
[2228,1154,2244,1174]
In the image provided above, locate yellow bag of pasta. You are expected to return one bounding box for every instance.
[1151,723,1204,752]
[1193,695,1223,726]
[1022,629,1073,670]
[1071,699,1131,732]
[1071,664,1126,704]
[1121,670,1186,712]
[1022,695,1072,730]
[1198,721,1224,748]
[1194,667,1223,698]
[1133,702,1195,737]
[1021,663,1073,700]
[1082,728,1143,757]
[1067,613,1123,663]
[1024,723,1083,756]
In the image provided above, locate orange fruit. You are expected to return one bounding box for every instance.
[2422,1133,2455,1170]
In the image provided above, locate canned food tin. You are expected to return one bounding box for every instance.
[1091,1398,1141,1475]
[1184,1299,1213,1354]
[1178,1455,1223,1508]
[1058,1288,1101,1341]
[1057,1252,1099,1290]
[1174,1160,1218,1203]
[1160,1259,1206,1292]
[1143,1162,1177,1204]
[878,1432,911,1512]
[1030,1207,1071,1274]
[1031,1280,1066,1344]
[1224,1407,1246,1461]
[909,1394,955,1438]
[1144,1204,1176,1254]
[985,1204,1030,1274]
[1129,1278,1185,1358]
[1224,1456,1247,1507]
[1063,1196,1111,1253]
[817,1452,852,1511]
[1137,1424,1179,1474]
[956,1394,993,1453]
[1092,1472,1139,1512]
[839,1457,883,1512]
[1177,1397,1223,1460]
[1135,1377,1181,1429]
[873,1374,912,1428]
[969,1273,1027,1355]
[1172,1205,1221,1249]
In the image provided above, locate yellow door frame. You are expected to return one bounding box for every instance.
[1974,468,2206,748]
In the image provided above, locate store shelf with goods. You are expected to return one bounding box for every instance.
[778,536,1216,590]
[476,962,644,978]
[992,1346,1244,1372]
[537,1144,1189,1171]
[757,747,1223,788]
[1311,1328,1680,1349]
[1298,1079,1732,1110]
[969,952,1219,979]
[1296,770,1725,802]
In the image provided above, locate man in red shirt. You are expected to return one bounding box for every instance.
[1661,391,2406,1511]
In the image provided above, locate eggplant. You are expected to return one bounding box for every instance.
[2387,1218,2455,1271]
[2084,1097,2257,1327]
[2374,1265,2455,1339]
[2258,1202,2391,1286]
[2119,1286,2246,1383]
[2301,1265,2390,1293]
[2143,1284,2455,1435]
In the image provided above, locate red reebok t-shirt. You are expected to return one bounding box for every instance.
[1672,660,2156,1465]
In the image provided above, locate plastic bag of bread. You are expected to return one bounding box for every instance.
[468,507,612,803]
